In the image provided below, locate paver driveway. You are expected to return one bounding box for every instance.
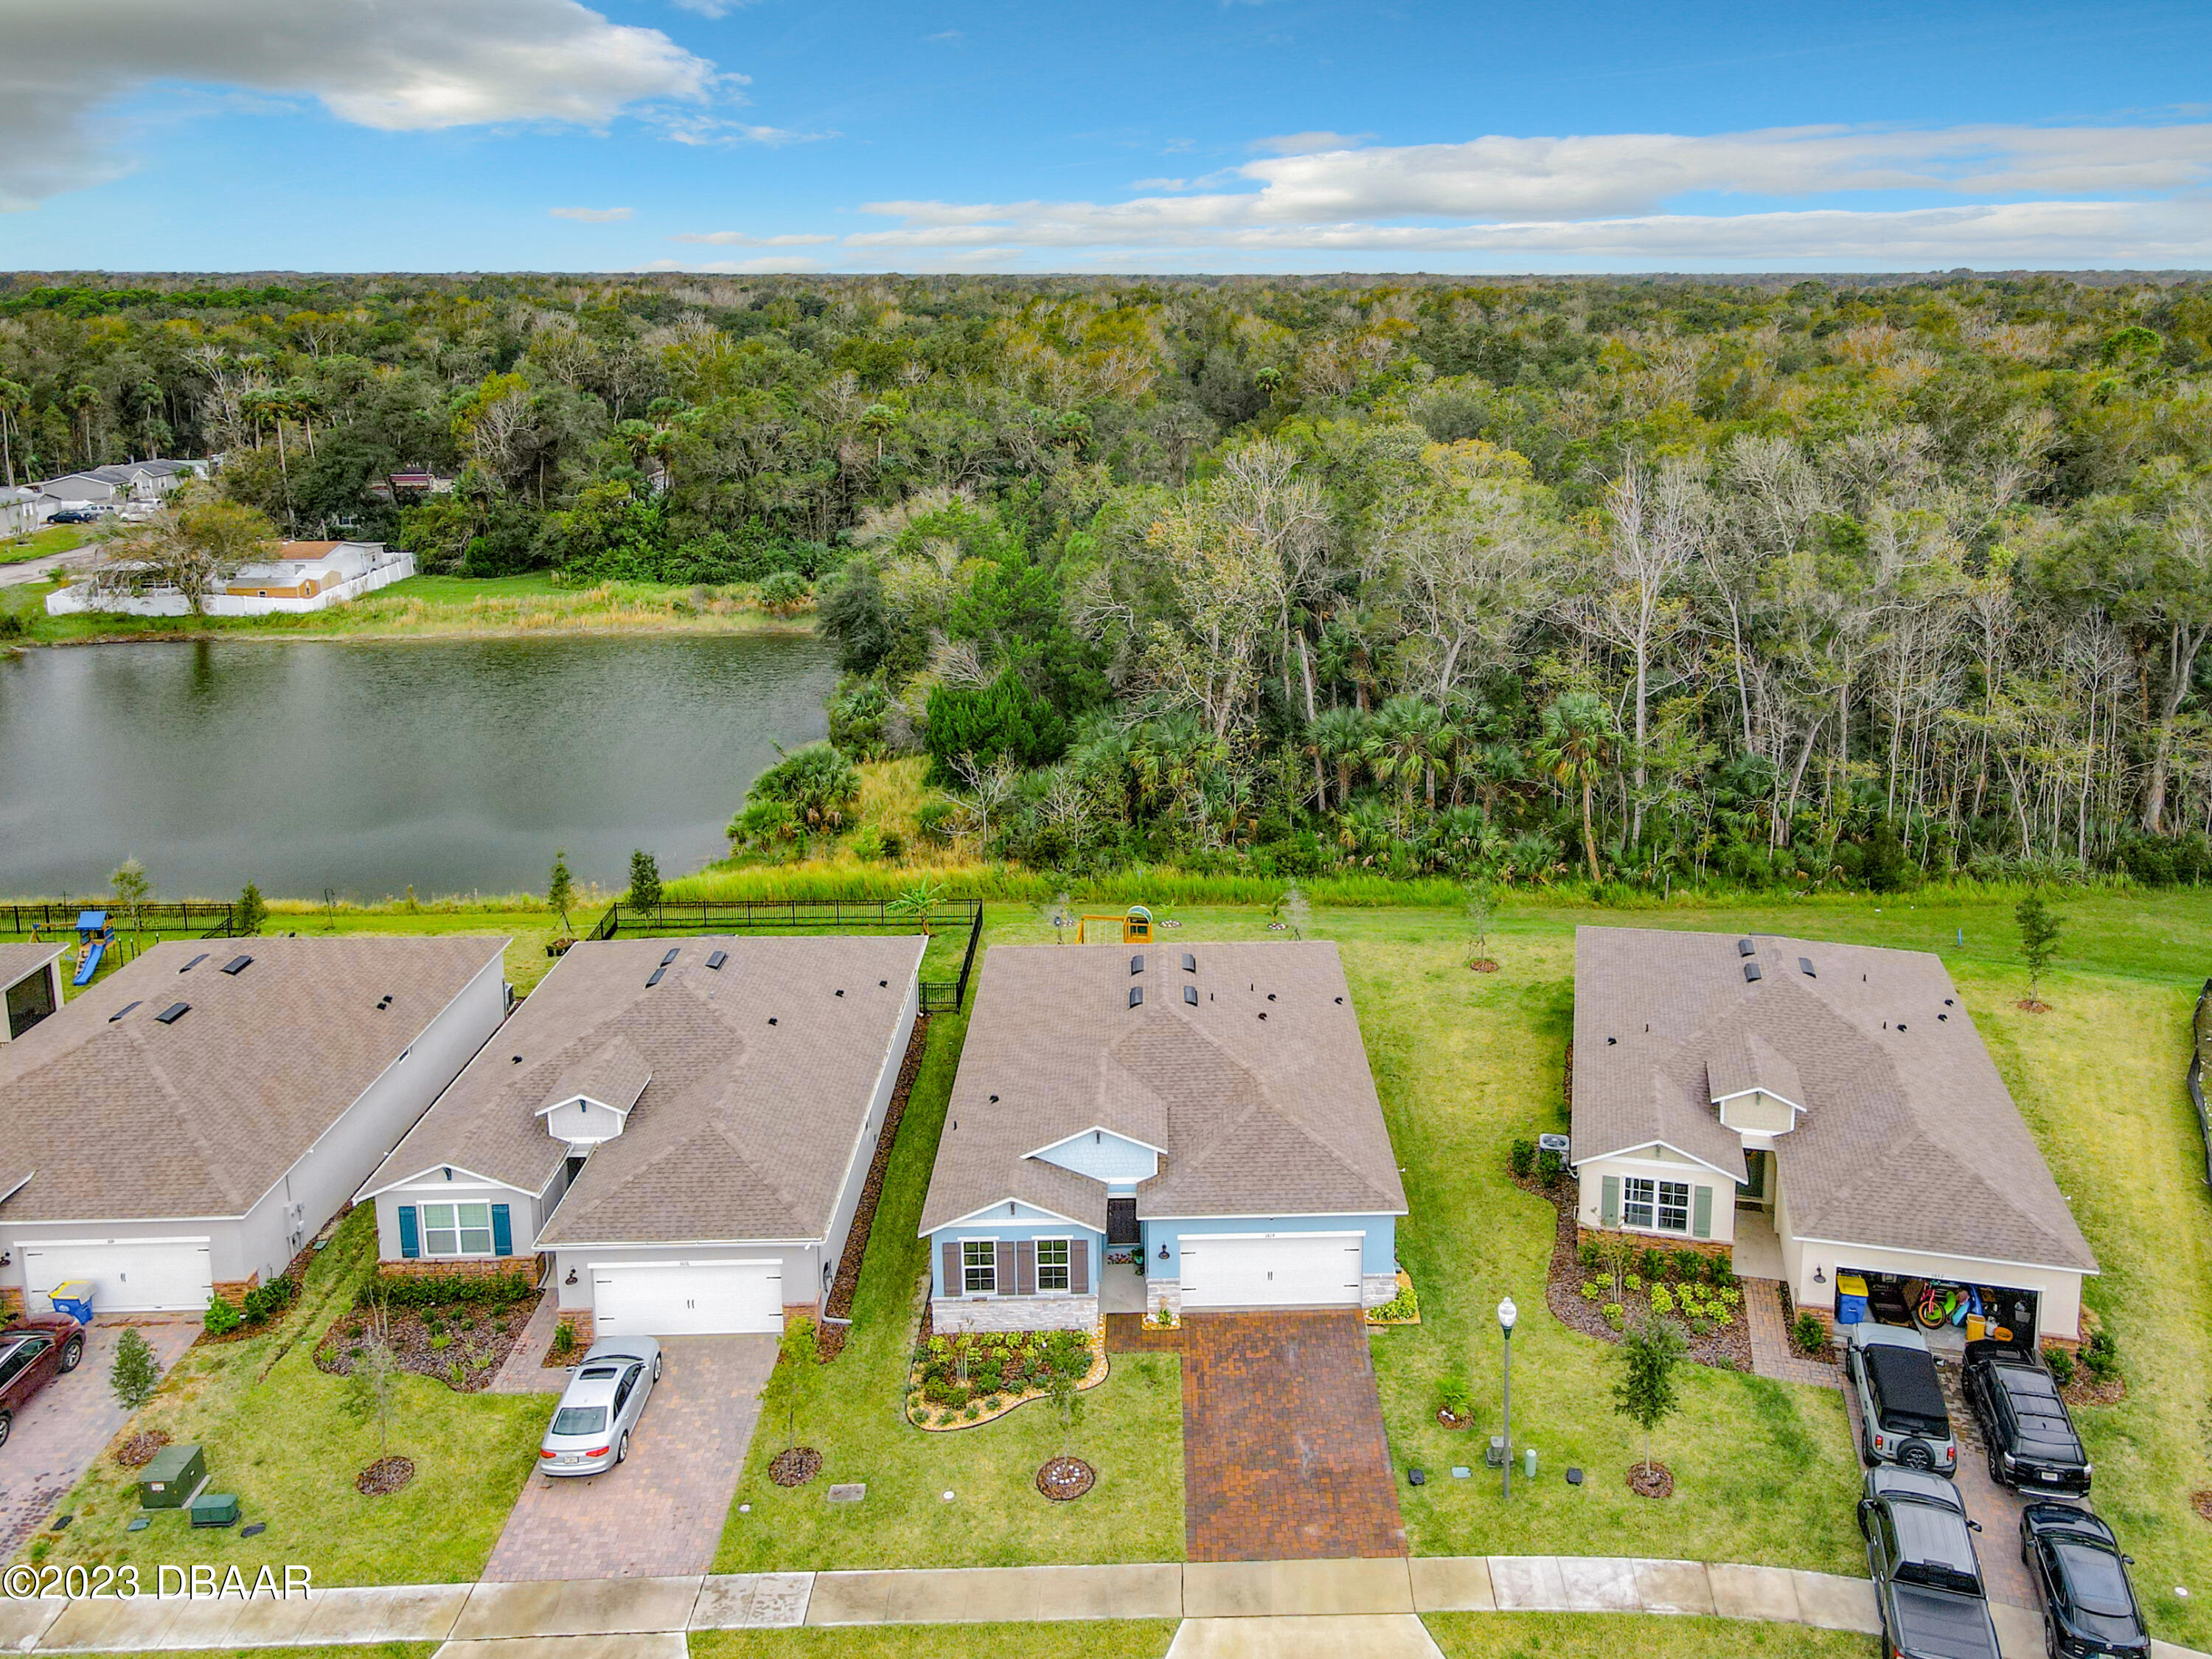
[1180,1310,1406,1562]
[0,1316,199,1559]
[483,1335,776,1582]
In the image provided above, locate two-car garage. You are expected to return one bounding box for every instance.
[1179,1232,1364,1311]
[589,1259,784,1337]
[21,1237,214,1315]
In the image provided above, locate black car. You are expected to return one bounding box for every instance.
[2022,1503,2149,1658]
[1963,1339,2091,1495]
[1858,1464,2001,1659]
[47,508,101,524]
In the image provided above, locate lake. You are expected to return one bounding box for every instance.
[0,633,837,900]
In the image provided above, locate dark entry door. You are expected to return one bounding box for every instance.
[1107,1197,1139,1246]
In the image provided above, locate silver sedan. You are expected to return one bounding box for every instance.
[538,1335,662,1477]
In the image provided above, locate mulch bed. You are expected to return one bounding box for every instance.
[1436,1409,1474,1430]
[769,1447,823,1487]
[817,1014,931,1363]
[2017,998,2053,1013]
[1036,1456,1096,1502]
[316,1294,540,1393]
[1524,1174,1752,1371]
[1627,1460,1674,1499]
[113,1430,170,1469]
[356,1455,414,1496]
[2193,1491,2212,1525]
[1470,959,1499,973]
[2062,1371,2126,1408]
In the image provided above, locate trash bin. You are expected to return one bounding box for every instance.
[139,1444,206,1509]
[46,1281,95,1324]
[1835,1273,1868,1327]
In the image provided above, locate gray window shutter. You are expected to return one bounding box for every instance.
[1692,1185,1713,1239]
[995,1239,1015,1296]
[1015,1240,1037,1297]
[941,1241,959,1298]
[1600,1176,1621,1228]
[1071,1238,1090,1295]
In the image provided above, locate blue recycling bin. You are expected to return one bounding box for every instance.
[1834,1272,1868,1326]
[47,1280,95,1324]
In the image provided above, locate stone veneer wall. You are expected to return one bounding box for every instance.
[931,1293,1098,1335]
[211,1276,260,1309]
[1575,1225,1735,1262]
[1361,1273,1399,1307]
[378,1256,539,1280]
[0,1286,21,1318]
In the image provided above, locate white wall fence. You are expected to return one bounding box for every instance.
[45,549,417,617]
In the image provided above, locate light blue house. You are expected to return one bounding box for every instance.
[918,940,1407,1331]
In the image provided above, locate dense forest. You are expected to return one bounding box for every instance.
[9,268,2212,891]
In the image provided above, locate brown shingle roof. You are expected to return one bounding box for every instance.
[0,936,505,1223]
[364,935,925,1246]
[919,942,1408,1235]
[1571,927,2096,1274]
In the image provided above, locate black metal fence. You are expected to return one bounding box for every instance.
[585,897,984,1012]
[0,900,235,939]
[2191,977,2212,1188]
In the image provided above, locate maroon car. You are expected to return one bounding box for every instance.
[0,1315,87,1449]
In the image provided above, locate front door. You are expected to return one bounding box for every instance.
[1737,1149,1770,1210]
[1106,1198,1139,1247]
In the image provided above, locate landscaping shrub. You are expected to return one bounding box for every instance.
[364,1270,534,1310]
[203,1291,242,1337]
[551,1322,578,1361]
[1670,1248,1703,1281]
[240,1276,299,1326]
[1639,1247,1667,1281]
[1536,1147,1565,1185]
[1705,1251,1734,1284]
[757,570,811,614]
[1603,1302,1626,1330]
[1508,1137,1537,1178]
[2043,1344,2076,1385]
[2082,1327,2121,1383]
[1368,1279,1419,1321]
[1577,1240,1602,1273]
[1790,1311,1828,1355]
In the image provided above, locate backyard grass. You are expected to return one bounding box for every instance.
[0,524,86,563]
[20,1207,553,1585]
[1422,1613,1871,1657]
[714,1009,1188,1573]
[690,1624,1177,1659]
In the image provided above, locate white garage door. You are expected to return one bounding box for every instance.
[1180,1233,1363,1310]
[23,1237,214,1314]
[591,1259,783,1336]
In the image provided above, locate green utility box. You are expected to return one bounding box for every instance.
[138,1444,206,1509]
[187,1492,240,1528]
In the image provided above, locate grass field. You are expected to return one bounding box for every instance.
[23,1208,553,1586]
[0,524,85,563]
[1422,1613,1871,1657]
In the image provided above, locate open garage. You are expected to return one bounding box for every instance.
[590,1259,783,1337]
[1179,1232,1364,1310]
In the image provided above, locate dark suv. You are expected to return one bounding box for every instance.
[2021,1503,2148,1658]
[1858,1465,2001,1659]
[1847,1322,1958,1475]
[1963,1340,2090,1496]
[0,1315,88,1448]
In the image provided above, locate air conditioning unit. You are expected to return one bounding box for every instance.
[1537,1133,1571,1158]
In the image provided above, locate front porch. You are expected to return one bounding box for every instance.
[1731,1206,1785,1279]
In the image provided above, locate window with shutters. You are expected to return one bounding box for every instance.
[1622,1178,1656,1230]
[422,1201,493,1257]
[1657,1181,1691,1234]
[1036,1238,1070,1293]
[961,1239,996,1294]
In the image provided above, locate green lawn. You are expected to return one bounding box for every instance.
[714,1009,1188,1573]
[1423,1613,1870,1658]
[0,524,85,563]
[19,1208,553,1586]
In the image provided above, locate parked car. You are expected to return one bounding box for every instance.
[1963,1339,2090,1495]
[538,1336,661,1477]
[47,508,102,524]
[1858,1465,2001,1659]
[1846,1321,1958,1475]
[0,1314,88,1449]
[2022,1503,2149,1659]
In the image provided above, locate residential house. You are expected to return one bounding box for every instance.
[358,935,925,1340]
[0,937,507,1316]
[919,941,1408,1332]
[1,486,50,538]
[0,945,65,1043]
[46,539,416,618]
[1568,927,2098,1345]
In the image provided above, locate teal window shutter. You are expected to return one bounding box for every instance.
[397,1205,420,1259]
[1600,1175,1621,1228]
[491,1204,513,1256]
[1691,1185,1713,1239]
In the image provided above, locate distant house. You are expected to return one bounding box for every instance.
[0,486,49,538]
[1569,927,2098,1346]
[358,935,925,1340]
[44,539,416,618]
[919,942,1408,1332]
[0,937,508,1317]
[369,470,456,501]
[0,945,64,1043]
[35,460,199,512]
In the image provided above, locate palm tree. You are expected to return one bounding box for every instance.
[1534,691,1618,884]
[1365,696,1444,819]
[1309,706,1370,810]
[0,378,27,487]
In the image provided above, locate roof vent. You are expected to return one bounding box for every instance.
[1129,985,1144,1009]
[1938,1012,1948,1021]
[1798,957,1815,978]
[1130,954,1144,975]
[645,967,667,987]
[375,995,393,1010]
[1183,984,1198,1006]
[511,1054,523,1064]
[878,978,888,987]
[768,1016,779,1026]
[835,988,845,997]
[1896,1022,1907,1031]
[1258,1010,1268,1020]
[1334,995,1344,1004]
[707,950,728,970]
[220,954,253,975]
[1736,938,1756,957]
[1743,961,1763,983]
[1944,998,1954,1006]
[179,952,208,973]
[1266,992,1276,1001]
[155,1001,189,1024]
[1183,953,1197,973]
[109,1000,142,1022]
[1607,1035,1616,1045]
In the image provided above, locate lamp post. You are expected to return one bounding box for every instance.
[1498,1295,1517,1500]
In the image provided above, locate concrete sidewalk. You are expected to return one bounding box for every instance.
[1,1556,2205,1655]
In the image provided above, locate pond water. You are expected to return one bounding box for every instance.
[0,633,836,900]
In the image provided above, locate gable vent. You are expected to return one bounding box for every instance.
[1743,961,1763,983]
[1183,984,1199,1006]
[179,952,208,973]
[109,1000,142,1022]
[706,950,728,970]
[1183,953,1197,973]
[1736,938,1756,958]
[1128,985,1144,1009]
[1130,954,1144,976]
[1798,956,1815,978]
[220,954,253,975]
[155,1001,190,1024]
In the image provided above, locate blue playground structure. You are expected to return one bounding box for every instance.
[72,910,115,986]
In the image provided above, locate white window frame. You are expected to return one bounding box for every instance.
[1657,1180,1691,1234]
[1036,1237,1070,1294]
[422,1200,495,1259]
[1622,1177,1657,1231]
[961,1239,996,1295]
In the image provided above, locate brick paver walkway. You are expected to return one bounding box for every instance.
[487,1293,566,1396]
[1180,1311,1406,1563]
[0,1315,199,1558]
[483,1335,776,1582]
[1744,1280,1843,1388]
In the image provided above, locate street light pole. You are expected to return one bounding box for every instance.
[1498,1295,1517,1501]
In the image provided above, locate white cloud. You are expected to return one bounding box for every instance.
[1248,131,1373,156]
[668,230,838,245]
[639,255,832,273]
[0,0,719,210]
[550,206,634,222]
[658,117,831,147]
[670,0,745,15]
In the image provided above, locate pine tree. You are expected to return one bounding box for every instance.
[547,848,574,933]
[110,1327,160,1412]
[234,881,267,938]
[625,849,662,914]
[2017,889,2062,1003]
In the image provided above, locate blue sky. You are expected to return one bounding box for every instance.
[1,0,2208,272]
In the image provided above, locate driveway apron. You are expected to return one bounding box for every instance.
[1180,1311,1406,1563]
[483,1335,775,1582]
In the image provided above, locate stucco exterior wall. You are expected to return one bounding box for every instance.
[1033,1130,1159,1184]
[1573,1150,1737,1248]
[1140,1212,1398,1279]
[372,1176,540,1268]
[812,975,919,1310]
